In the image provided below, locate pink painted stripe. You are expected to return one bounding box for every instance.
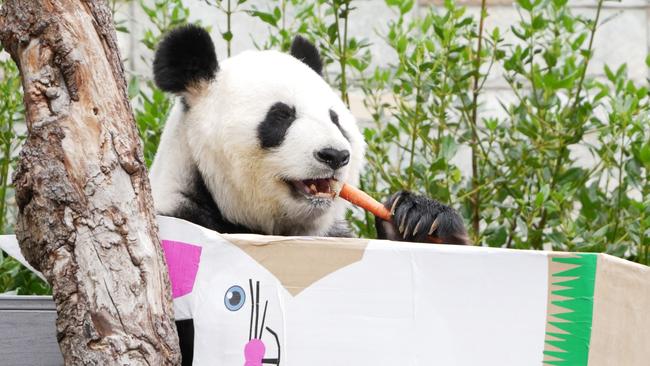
[161,240,202,299]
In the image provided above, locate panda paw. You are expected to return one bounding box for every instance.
[375,191,469,245]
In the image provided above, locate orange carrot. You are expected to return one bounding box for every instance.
[338,183,442,243]
[339,183,391,221]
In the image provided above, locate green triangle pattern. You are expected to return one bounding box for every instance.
[543,254,597,365]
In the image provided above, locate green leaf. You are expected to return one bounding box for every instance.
[532,15,546,30]
[486,225,508,247]
[511,26,528,41]
[604,65,616,82]
[247,10,278,27]
[399,0,414,15]
[439,136,458,160]
[591,224,610,239]
[327,23,339,43]
[485,118,498,131]
[640,143,650,165]
[516,0,533,11]
[534,191,544,208]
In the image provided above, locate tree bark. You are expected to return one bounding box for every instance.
[0,1,180,365]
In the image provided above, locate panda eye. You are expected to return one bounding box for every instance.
[224,285,246,311]
[329,109,339,126]
[270,102,296,121]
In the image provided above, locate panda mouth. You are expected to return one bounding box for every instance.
[289,178,337,199]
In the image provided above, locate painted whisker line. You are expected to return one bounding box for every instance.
[255,280,260,339]
[262,326,281,365]
[259,300,268,339]
[249,279,254,341]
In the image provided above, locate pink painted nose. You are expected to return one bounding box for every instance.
[244,339,265,366]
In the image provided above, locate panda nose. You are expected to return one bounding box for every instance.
[315,148,351,170]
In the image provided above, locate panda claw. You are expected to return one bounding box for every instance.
[390,195,402,216]
[399,214,407,234]
[376,191,468,244]
[402,224,410,240]
[428,217,440,236]
[412,219,422,236]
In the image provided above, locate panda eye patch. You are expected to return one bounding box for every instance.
[258,102,297,149]
[329,109,340,126]
[329,109,350,142]
[270,103,296,120]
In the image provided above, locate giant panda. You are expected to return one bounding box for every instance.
[149,24,468,364]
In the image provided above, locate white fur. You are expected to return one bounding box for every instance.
[150,49,365,236]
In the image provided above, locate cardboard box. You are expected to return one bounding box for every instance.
[2,216,649,365]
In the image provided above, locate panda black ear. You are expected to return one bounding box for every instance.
[153,24,218,93]
[290,36,323,75]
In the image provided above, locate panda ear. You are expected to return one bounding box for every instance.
[153,24,218,94]
[290,36,323,75]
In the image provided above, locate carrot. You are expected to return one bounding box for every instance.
[338,183,391,221]
[337,182,442,243]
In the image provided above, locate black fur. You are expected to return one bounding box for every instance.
[176,319,195,366]
[154,25,218,93]
[329,109,350,141]
[257,102,297,149]
[162,167,256,234]
[375,191,469,244]
[290,36,323,75]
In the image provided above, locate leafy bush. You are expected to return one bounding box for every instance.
[0,0,648,294]
[130,0,190,166]
[341,0,650,264]
[0,57,46,294]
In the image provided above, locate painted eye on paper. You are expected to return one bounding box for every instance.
[224,285,246,311]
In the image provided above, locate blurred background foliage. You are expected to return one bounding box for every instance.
[0,0,648,295]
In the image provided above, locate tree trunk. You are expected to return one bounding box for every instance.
[0,1,181,365]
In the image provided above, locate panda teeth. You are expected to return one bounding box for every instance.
[292,179,335,199]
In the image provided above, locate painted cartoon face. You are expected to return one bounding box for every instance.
[160,233,287,366]
[225,280,281,366]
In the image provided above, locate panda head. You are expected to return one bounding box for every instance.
[153,25,365,235]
